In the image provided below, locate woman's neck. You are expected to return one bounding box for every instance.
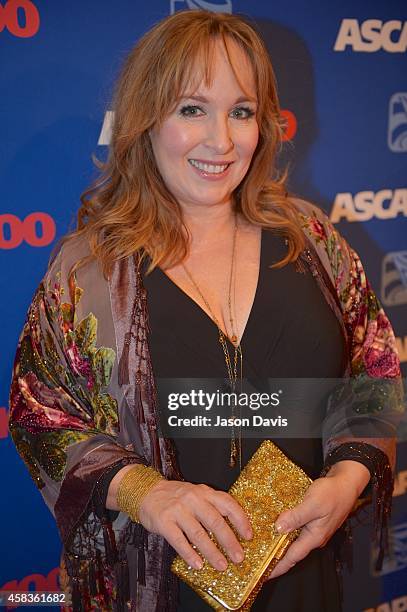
[181,202,237,251]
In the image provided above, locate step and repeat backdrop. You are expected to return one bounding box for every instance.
[1,0,406,610]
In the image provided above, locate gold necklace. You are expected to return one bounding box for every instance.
[182,214,243,469]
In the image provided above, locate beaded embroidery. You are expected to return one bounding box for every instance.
[8,202,403,611]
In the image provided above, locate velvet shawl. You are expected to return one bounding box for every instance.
[8,199,404,611]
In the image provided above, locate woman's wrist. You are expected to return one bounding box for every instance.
[323,459,371,498]
[116,464,165,523]
[105,465,136,511]
[321,441,394,500]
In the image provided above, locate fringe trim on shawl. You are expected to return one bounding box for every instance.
[320,441,394,602]
[155,540,179,612]
[60,465,148,611]
[60,254,181,611]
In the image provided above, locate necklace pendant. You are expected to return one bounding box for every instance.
[229,440,238,467]
[182,215,243,471]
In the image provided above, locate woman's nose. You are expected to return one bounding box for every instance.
[203,114,234,154]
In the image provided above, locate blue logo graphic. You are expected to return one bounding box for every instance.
[388,93,407,152]
[372,521,407,576]
[170,0,232,14]
[381,251,407,307]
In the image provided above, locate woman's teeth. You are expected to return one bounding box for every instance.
[188,159,230,174]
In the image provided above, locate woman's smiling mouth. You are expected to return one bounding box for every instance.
[188,158,233,177]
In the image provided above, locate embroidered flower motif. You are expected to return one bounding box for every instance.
[308,216,327,241]
[16,372,89,434]
[301,206,401,383]
[9,272,118,485]
[364,347,400,379]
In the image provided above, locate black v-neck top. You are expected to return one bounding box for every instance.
[142,228,346,611]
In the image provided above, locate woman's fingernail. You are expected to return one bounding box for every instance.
[217,559,228,571]
[275,522,288,533]
[234,550,244,563]
[194,559,203,570]
[245,528,253,539]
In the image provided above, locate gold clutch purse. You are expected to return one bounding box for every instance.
[171,440,313,611]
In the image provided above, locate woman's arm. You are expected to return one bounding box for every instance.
[267,201,404,580]
[267,459,371,579]
[8,244,145,607]
[105,464,253,571]
[106,464,136,510]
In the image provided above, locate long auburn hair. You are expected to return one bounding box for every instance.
[70,9,305,277]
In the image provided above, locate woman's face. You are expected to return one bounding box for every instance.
[149,38,259,213]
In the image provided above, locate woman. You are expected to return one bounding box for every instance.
[8,9,403,612]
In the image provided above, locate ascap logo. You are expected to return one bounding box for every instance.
[334,19,407,53]
[363,594,407,612]
[396,336,407,363]
[0,213,56,249]
[0,0,40,38]
[330,189,407,222]
[371,521,407,576]
[388,93,407,152]
[0,407,8,439]
[393,469,407,497]
[1,567,60,599]
[381,251,407,307]
[170,0,232,14]
[98,109,298,146]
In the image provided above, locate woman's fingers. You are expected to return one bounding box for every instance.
[197,502,245,565]
[179,510,230,570]
[207,488,252,540]
[275,484,326,534]
[268,477,356,580]
[140,481,253,570]
[267,523,324,579]
[164,522,205,570]
[175,485,249,569]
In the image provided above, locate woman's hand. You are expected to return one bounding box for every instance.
[138,480,253,571]
[267,460,371,579]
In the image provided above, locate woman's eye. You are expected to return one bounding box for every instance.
[179,105,204,117]
[231,106,256,120]
[178,105,256,119]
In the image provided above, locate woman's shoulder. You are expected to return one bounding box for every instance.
[290,195,345,247]
[47,233,92,277]
[45,232,108,291]
[38,234,117,350]
[41,233,109,315]
[290,196,332,228]
[288,195,355,288]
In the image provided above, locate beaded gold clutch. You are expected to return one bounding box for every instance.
[171,440,312,611]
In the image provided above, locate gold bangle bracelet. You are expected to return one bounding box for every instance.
[116,464,164,523]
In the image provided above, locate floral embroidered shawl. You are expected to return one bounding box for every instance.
[8,199,404,611]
